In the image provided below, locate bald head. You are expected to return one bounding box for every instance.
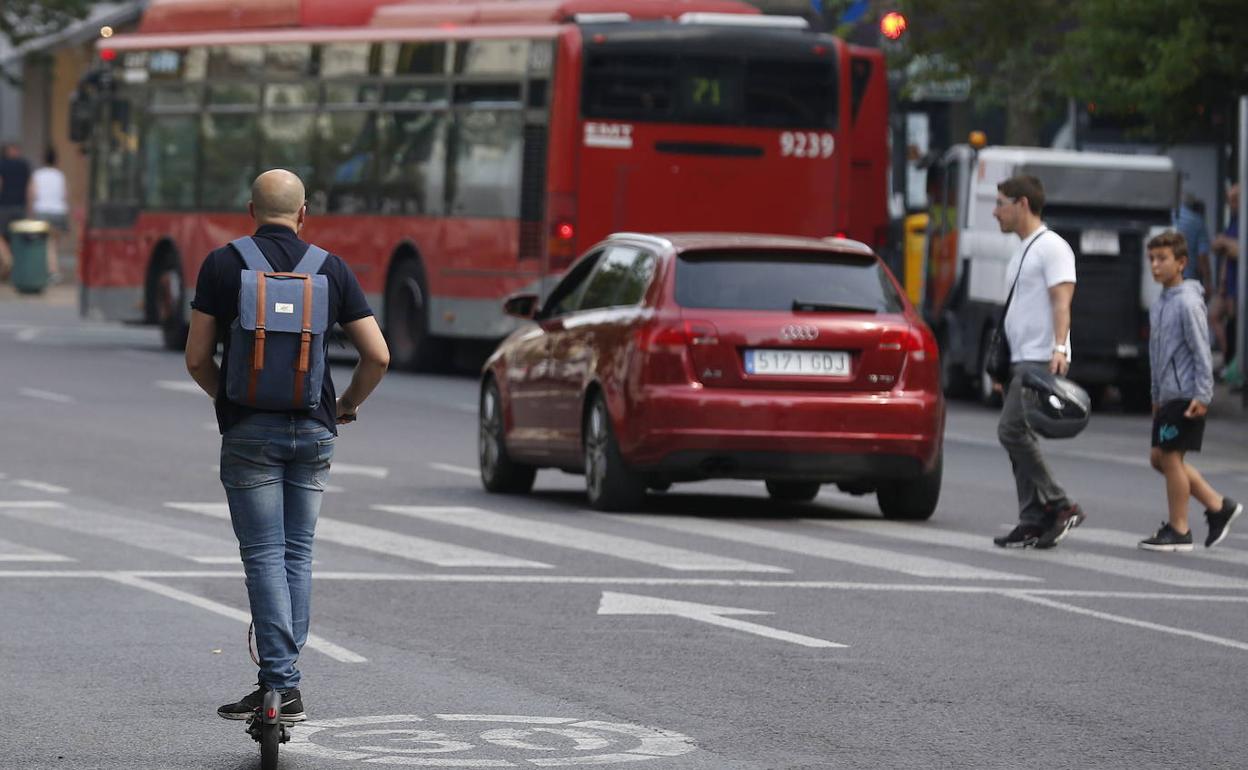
[249,169,306,227]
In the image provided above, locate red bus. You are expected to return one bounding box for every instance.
[74,0,889,368]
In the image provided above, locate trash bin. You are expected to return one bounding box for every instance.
[8,219,50,294]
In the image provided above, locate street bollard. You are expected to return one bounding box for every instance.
[8,219,51,294]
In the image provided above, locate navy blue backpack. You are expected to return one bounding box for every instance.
[225,236,329,411]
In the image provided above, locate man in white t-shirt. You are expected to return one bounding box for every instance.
[29,148,69,283]
[990,174,1086,549]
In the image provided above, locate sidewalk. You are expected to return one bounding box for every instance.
[0,277,77,307]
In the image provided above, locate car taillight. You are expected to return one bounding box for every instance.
[637,320,717,385]
[890,325,939,390]
[879,327,927,359]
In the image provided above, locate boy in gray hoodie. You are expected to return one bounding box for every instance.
[1140,231,1242,551]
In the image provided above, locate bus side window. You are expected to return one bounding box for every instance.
[448,111,522,218]
[316,112,377,214]
[201,112,258,210]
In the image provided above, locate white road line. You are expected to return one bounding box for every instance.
[815,519,1248,589]
[332,463,390,479]
[167,502,552,569]
[8,569,1248,605]
[1,504,239,564]
[430,462,479,478]
[375,506,789,573]
[155,380,203,394]
[0,536,74,563]
[107,574,367,663]
[0,501,65,509]
[1075,527,1248,570]
[616,515,1037,581]
[454,402,478,413]
[15,327,40,342]
[1005,591,1248,652]
[17,388,74,404]
[13,480,69,494]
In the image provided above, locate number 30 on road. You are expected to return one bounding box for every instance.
[780,132,835,159]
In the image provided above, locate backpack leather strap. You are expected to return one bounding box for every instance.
[250,276,267,404]
[294,274,314,406]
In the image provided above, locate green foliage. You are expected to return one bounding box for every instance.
[1,0,92,47]
[1059,0,1248,141]
[896,0,1077,144]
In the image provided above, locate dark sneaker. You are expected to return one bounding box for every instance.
[1139,523,1194,552]
[1035,503,1086,549]
[1205,498,1243,548]
[994,524,1044,548]
[218,686,264,720]
[217,686,306,722]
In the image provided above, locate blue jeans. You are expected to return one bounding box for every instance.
[219,414,335,691]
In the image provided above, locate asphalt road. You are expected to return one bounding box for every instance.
[1,295,1246,769]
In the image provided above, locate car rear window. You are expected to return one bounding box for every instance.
[675,249,904,313]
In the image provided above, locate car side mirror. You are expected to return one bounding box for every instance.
[503,293,540,320]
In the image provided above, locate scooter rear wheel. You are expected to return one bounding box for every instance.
[260,720,279,770]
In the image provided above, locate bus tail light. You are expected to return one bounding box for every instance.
[547,192,578,271]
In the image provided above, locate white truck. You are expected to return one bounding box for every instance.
[921,145,1179,408]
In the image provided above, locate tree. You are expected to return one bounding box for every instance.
[896,0,1077,146]
[1056,0,1248,143]
[1,0,92,48]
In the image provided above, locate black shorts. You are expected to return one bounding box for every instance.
[1152,399,1205,452]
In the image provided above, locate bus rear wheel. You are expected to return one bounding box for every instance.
[385,258,447,371]
[155,255,188,351]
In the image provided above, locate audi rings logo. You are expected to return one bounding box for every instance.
[781,324,820,341]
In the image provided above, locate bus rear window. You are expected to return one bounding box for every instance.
[584,53,836,129]
[675,250,902,313]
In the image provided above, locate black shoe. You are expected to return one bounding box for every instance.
[1035,503,1085,549]
[217,686,306,722]
[1139,523,1194,552]
[1205,498,1243,548]
[994,524,1044,548]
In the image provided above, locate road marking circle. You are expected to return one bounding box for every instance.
[284,713,696,766]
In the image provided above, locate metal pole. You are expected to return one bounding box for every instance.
[1238,95,1248,407]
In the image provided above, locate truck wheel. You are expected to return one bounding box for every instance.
[478,379,536,494]
[938,328,971,399]
[977,327,1003,408]
[877,454,942,520]
[765,481,821,502]
[584,395,646,511]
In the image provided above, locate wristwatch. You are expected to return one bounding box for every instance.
[1053,344,1070,355]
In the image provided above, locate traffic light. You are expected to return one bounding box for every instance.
[880,11,907,40]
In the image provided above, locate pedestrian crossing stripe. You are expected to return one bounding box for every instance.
[374,505,791,573]
[0,536,74,563]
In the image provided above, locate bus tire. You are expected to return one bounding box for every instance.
[878,453,941,520]
[154,252,188,351]
[385,257,447,371]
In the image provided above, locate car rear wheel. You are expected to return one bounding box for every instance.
[877,454,942,520]
[584,395,646,511]
[764,481,821,502]
[478,379,536,494]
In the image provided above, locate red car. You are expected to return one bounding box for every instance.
[479,233,945,517]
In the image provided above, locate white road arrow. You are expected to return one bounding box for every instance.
[597,591,846,649]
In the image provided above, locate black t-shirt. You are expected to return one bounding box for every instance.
[191,224,373,435]
[0,156,31,207]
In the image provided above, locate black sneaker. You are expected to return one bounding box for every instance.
[1035,503,1086,549]
[1139,523,1194,552]
[217,686,306,722]
[994,524,1045,548]
[1205,498,1243,548]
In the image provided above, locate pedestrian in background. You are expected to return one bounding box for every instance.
[185,169,389,722]
[0,142,32,282]
[1174,194,1212,291]
[29,148,69,284]
[1138,231,1242,551]
[1208,183,1239,370]
[990,175,1086,549]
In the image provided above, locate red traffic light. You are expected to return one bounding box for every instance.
[880,11,907,40]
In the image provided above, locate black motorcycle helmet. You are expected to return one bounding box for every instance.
[1020,369,1091,439]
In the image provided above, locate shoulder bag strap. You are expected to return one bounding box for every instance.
[1000,229,1050,320]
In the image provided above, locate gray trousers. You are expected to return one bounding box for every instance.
[998,361,1069,526]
